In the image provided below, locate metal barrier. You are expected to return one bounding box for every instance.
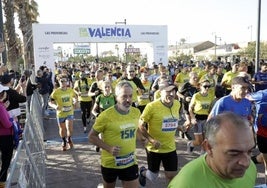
[5,91,46,188]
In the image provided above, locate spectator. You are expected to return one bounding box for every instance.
[0,74,26,122]
[36,68,52,118]
[0,84,14,188]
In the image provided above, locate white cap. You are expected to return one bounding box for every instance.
[0,83,8,93]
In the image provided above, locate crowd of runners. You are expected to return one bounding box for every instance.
[1,57,267,187]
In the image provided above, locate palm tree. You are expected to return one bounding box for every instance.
[180,38,186,45]
[3,0,20,71]
[15,0,39,69]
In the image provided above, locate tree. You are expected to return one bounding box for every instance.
[3,0,20,71]
[238,41,267,60]
[180,38,186,45]
[15,0,39,69]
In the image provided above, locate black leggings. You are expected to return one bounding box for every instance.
[80,101,92,127]
[0,135,14,182]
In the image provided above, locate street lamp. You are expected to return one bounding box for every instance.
[255,0,261,73]
[248,25,253,42]
[115,19,127,64]
[115,44,119,60]
[213,33,221,61]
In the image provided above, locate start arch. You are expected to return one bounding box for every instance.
[32,24,168,72]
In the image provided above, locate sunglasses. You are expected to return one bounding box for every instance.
[203,85,211,88]
[128,70,135,73]
[60,79,67,82]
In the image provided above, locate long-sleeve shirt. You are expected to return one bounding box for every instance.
[0,102,12,136]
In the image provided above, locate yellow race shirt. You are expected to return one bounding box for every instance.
[174,72,189,89]
[50,88,76,118]
[141,99,181,153]
[221,71,239,90]
[192,67,203,74]
[190,92,214,115]
[93,106,141,169]
[138,80,151,106]
[128,80,138,103]
[73,78,92,102]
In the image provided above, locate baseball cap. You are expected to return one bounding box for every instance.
[159,81,177,91]
[0,83,9,93]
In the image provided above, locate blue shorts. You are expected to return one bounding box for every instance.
[101,164,138,183]
[57,115,74,124]
[194,120,206,134]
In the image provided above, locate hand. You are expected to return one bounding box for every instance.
[191,118,197,125]
[95,90,100,96]
[185,97,192,102]
[151,139,161,149]
[110,146,121,156]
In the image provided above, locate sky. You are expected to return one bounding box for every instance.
[35,0,267,45]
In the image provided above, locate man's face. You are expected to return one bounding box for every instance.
[261,65,267,72]
[209,67,217,75]
[232,83,249,99]
[160,89,176,105]
[116,86,133,112]
[127,68,135,79]
[207,122,255,179]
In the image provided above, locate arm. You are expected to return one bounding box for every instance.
[91,101,100,117]
[0,104,12,128]
[88,129,120,156]
[88,82,100,97]
[48,98,60,111]
[188,101,197,125]
[138,119,161,149]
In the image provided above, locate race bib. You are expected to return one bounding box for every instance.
[140,94,149,99]
[62,106,72,112]
[162,118,178,132]
[81,93,88,97]
[115,152,134,166]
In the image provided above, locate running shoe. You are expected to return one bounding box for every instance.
[139,166,147,187]
[95,146,100,152]
[62,142,67,151]
[68,139,74,149]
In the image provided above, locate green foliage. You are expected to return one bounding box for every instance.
[169,53,193,62]
[238,41,267,60]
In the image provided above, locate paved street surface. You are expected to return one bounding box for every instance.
[44,110,266,188]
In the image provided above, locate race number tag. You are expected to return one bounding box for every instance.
[62,106,72,112]
[81,93,88,97]
[140,94,149,99]
[162,118,178,132]
[115,152,134,166]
